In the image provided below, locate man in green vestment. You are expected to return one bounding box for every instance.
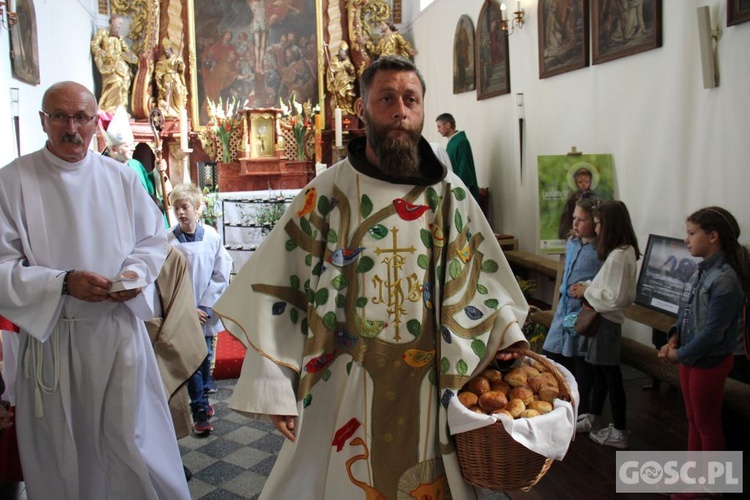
[436,112,480,202]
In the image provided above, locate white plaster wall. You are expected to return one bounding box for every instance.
[0,0,99,166]
[411,1,750,344]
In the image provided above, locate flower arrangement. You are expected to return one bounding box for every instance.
[279,96,320,161]
[201,187,222,228]
[202,97,244,163]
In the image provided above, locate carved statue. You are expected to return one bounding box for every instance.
[327,42,357,116]
[155,39,188,117]
[91,14,138,112]
[367,21,417,60]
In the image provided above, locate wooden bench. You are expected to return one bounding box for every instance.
[502,249,750,420]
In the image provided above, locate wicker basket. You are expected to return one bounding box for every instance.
[453,347,573,491]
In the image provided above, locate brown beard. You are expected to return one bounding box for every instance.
[364,110,422,178]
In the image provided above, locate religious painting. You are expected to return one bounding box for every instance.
[592,0,662,65]
[728,0,750,26]
[453,15,475,94]
[537,154,615,254]
[10,0,40,85]
[190,0,320,126]
[538,0,589,79]
[476,0,510,100]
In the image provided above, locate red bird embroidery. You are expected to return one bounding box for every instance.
[304,352,336,373]
[393,199,430,220]
[332,418,361,452]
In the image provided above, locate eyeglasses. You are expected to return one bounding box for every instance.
[40,110,96,126]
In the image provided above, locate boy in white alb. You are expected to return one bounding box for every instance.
[168,184,232,434]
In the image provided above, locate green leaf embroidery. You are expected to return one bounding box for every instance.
[346,360,353,374]
[355,296,368,308]
[331,274,349,290]
[301,318,308,334]
[417,254,429,270]
[285,239,298,251]
[312,260,324,276]
[336,294,346,308]
[369,224,388,240]
[327,229,339,243]
[420,228,432,248]
[314,289,329,307]
[290,275,300,290]
[456,359,468,376]
[484,298,499,309]
[477,284,488,294]
[471,338,487,358]
[299,217,312,236]
[290,308,299,324]
[322,312,337,330]
[303,394,312,408]
[449,259,462,279]
[318,196,331,216]
[454,210,463,233]
[440,357,450,374]
[322,369,331,382]
[305,254,312,266]
[426,187,440,211]
[361,195,373,218]
[452,187,467,201]
[356,256,374,273]
[481,260,499,273]
[406,319,421,337]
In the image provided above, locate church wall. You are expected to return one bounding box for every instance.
[0,0,99,166]
[410,0,750,344]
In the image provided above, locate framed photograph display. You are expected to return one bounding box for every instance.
[538,0,589,79]
[591,0,662,65]
[635,234,701,316]
[728,0,750,26]
[453,15,476,94]
[476,0,510,100]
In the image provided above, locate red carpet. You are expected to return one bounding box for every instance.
[213,331,247,380]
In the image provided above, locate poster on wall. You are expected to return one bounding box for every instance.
[537,153,615,254]
[192,0,319,126]
[10,0,40,85]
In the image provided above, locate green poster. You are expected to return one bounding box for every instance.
[537,154,614,254]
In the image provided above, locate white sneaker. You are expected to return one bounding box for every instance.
[576,413,594,433]
[589,423,630,449]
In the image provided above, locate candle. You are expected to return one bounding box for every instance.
[500,3,507,20]
[517,1,521,13]
[314,114,323,132]
[334,108,343,148]
[179,109,188,151]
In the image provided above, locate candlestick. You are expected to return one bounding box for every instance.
[500,3,507,21]
[179,109,188,151]
[334,108,343,148]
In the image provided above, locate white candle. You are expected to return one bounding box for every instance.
[179,109,188,151]
[334,108,343,148]
[517,1,521,13]
[500,3,507,20]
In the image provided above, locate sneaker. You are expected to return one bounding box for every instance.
[206,387,218,395]
[193,410,213,435]
[576,413,594,433]
[589,423,630,449]
[206,403,215,418]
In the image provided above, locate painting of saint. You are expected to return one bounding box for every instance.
[10,0,40,85]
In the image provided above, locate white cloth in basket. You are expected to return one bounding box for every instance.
[447,357,579,461]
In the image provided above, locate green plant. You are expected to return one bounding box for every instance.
[256,201,287,235]
[201,187,222,227]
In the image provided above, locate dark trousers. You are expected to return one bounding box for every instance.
[589,363,627,430]
[574,356,595,415]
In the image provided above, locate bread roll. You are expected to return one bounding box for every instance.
[478,390,508,412]
[481,369,503,383]
[467,376,491,395]
[527,373,557,393]
[458,391,478,408]
[468,405,485,414]
[490,380,511,396]
[503,367,528,387]
[530,359,548,373]
[493,408,514,419]
[519,364,541,378]
[528,400,553,414]
[520,409,541,418]
[539,372,559,388]
[509,385,534,406]
[538,386,560,403]
[506,398,525,418]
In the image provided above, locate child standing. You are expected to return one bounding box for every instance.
[575,200,640,449]
[543,197,603,409]
[168,184,232,435]
[660,207,749,452]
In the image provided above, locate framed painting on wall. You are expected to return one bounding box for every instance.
[10,0,40,85]
[728,0,750,26]
[453,15,475,94]
[476,0,510,100]
[538,0,589,79]
[189,0,321,127]
[591,0,662,65]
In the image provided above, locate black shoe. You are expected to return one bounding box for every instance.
[183,465,192,481]
[193,409,213,435]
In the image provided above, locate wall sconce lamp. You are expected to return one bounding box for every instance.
[500,2,525,35]
[0,1,18,30]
